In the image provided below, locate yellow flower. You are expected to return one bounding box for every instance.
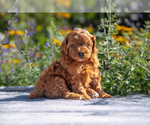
[116,36,127,44]
[112,35,117,40]
[64,13,71,19]
[115,24,133,32]
[9,30,24,36]
[115,24,122,31]
[53,38,61,46]
[60,30,71,35]
[128,31,132,36]
[3,44,10,49]
[86,27,94,33]
[55,13,71,19]
[124,27,133,32]
[9,30,15,35]
[13,59,20,64]
[3,44,17,49]
[16,30,24,36]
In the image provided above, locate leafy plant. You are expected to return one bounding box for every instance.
[97,0,150,96]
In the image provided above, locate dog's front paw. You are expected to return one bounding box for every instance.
[99,92,112,98]
[90,92,99,99]
[82,94,91,100]
[86,89,99,99]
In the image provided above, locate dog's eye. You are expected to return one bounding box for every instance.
[71,44,74,48]
[87,43,90,47]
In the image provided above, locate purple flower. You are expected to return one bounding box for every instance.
[8,21,11,25]
[0,69,1,73]
[34,23,37,27]
[28,32,33,37]
[139,2,143,7]
[12,17,18,22]
[27,22,31,26]
[20,40,24,43]
[33,29,36,34]
[131,22,135,27]
[11,69,15,73]
[139,14,143,19]
[4,48,7,53]
[15,18,18,22]
[30,58,33,62]
[30,53,34,57]
[46,42,50,47]
[5,38,9,44]
[27,30,33,37]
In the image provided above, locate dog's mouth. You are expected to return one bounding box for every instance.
[73,56,85,62]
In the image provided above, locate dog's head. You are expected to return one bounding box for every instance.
[61,29,98,62]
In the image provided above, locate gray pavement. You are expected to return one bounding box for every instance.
[0,86,150,125]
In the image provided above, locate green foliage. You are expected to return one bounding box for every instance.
[97,13,150,96]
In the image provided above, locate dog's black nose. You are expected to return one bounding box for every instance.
[78,52,84,57]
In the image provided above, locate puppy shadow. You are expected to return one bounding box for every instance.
[0,94,57,102]
[88,98,113,105]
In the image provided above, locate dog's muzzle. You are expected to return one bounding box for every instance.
[78,52,84,58]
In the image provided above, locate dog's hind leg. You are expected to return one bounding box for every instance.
[43,76,83,100]
[29,76,46,99]
[63,91,83,100]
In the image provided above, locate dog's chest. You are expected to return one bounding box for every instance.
[68,62,97,77]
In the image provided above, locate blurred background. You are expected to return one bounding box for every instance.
[0,0,150,96]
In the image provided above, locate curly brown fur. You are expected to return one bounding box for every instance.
[30,29,112,100]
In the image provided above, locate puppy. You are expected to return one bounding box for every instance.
[29,29,112,100]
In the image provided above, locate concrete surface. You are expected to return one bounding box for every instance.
[0,86,150,125]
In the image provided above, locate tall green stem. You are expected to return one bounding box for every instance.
[107,0,112,59]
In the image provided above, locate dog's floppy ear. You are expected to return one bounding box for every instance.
[91,35,98,53]
[89,35,100,67]
[61,36,69,55]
